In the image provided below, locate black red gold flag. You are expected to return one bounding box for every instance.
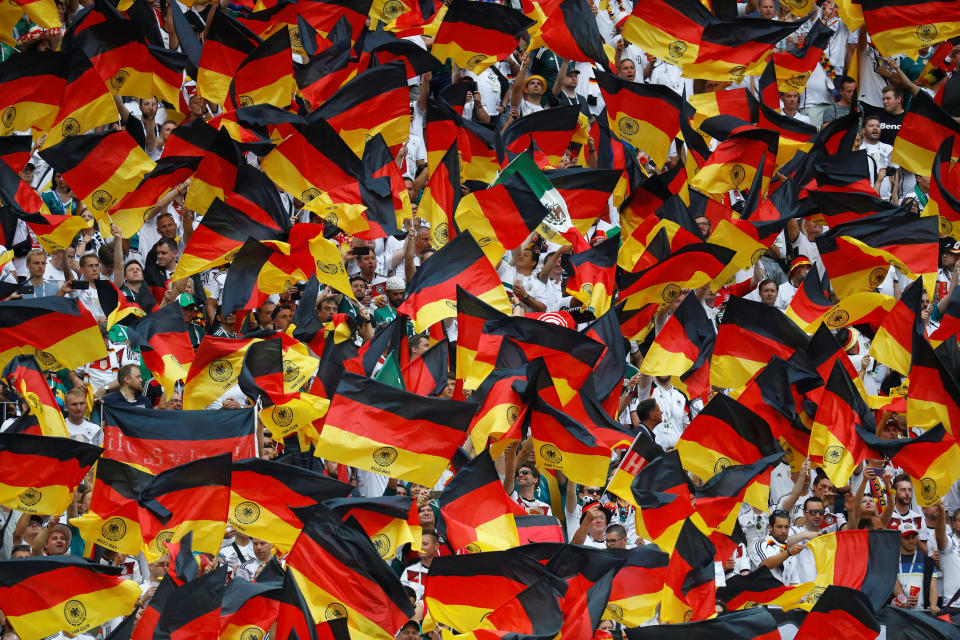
[316,372,475,486]
[625,608,780,639]
[862,0,960,57]
[0,556,140,639]
[621,0,712,69]
[109,155,200,239]
[908,319,960,435]
[594,70,682,167]
[870,277,923,375]
[660,516,717,623]
[182,335,261,410]
[418,142,461,250]
[197,10,262,106]
[431,0,533,74]
[69,457,150,557]
[44,49,118,149]
[0,432,101,516]
[400,337,449,396]
[322,495,421,561]
[711,295,810,390]
[0,296,106,371]
[501,105,582,167]
[397,231,511,332]
[0,50,66,135]
[688,122,778,195]
[276,566,326,640]
[676,393,779,484]
[638,291,715,380]
[515,514,565,544]
[605,546,670,627]
[616,242,735,308]
[151,565,228,638]
[439,449,526,553]
[793,585,879,640]
[683,16,802,81]
[2,354,70,437]
[219,576,282,640]
[770,19,833,94]
[101,404,256,474]
[805,529,899,608]
[220,238,306,319]
[163,530,199,586]
[231,457,351,552]
[285,505,414,640]
[127,303,194,397]
[717,567,809,611]
[228,27,297,110]
[892,90,960,176]
[309,60,409,155]
[455,285,509,390]
[295,16,357,108]
[927,136,960,240]
[783,263,833,331]
[693,452,781,534]
[544,166,622,236]
[561,236,618,316]
[136,453,232,561]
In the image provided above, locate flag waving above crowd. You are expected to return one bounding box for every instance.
[3,0,960,637]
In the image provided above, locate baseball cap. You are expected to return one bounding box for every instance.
[899,521,919,537]
[950,241,960,254]
[566,66,581,76]
[524,75,547,90]
[176,293,196,307]
[789,255,812,273]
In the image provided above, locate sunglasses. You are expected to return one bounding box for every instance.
[604,536,623,545]
[582,488,603,496]
[516,469,532,477]
[805,509,825,516]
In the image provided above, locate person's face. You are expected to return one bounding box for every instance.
[318,300,337,322]
[46,531,68,554]
[694,216,711,237]
[418,503,435,528]
[895,480,913,507]
[387,289,405,307]
[861,495,877,516]
[415,228,431,252]
[150,556,169,579]
[921,290,931,311]
[156,244,175,269]
[804,219,824,240]
[840,80,856,102]
[257,304,276,326]
[618,60,636,82]
[901,532,918,553]
[580,486,604,502]
[759,282,778,305]
[441,378,455,398]
[916,175,930,193]
[781,92,799,110]
[419,534,439,560]
[189,95,206,117]
[351,279,367,299]
[124,368,143,391]
[863,119,881,142]
[821,0,838,19]
[124,262,143,283]
[157,215,177,239]
[517,249,537,271]
[813,478,835,501]
[81,258,100,281]
[19,166,33,183]
[515,466,536,488]
[525,78,544,96]
[54,173,68,191]
[564,71,579,88]
[168,393,182,410]
[160,121,176,141]
[599,620,614,632]
[771,516,791,543]
[759,0,775,18]
[882,90,902,114]
[181,304,197,325]
[274,308,293,331]
[252,539,273,562]
[880,419,901,440]
[650,406,662,424]
[12,548,31,558]
[410,338,429,359]
[410,483,430,506]
[590,511,608,534]
[397,625,420,640]
[943,252,958,269]
[804,501,824,529]
[67,395,85,420]
[791,264,810,284]
[605,530,627,549]
[357,253,377,275]
[28,255,46,277]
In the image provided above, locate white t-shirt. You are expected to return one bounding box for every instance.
[67,418,103,446]
[750,535,798,585]
[510,490,552,515]
[497,262,549,313]
[940,529,960,606]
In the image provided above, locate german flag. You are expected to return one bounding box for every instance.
[688,123,778,196]
[10,0,60,29]
[136,453,232,561]
[639,291,715,380]
[219,577,282,640]
[0,296,106,371]
[544,167,622,235]
[197,10,262,106]
[2,354,70,438]
[684,17,802,81]
[805,528,899,608]
[908,321,960,434]
[0,556,141,639]
[464,367,525,452]
[155,565,228,638]
[605,431,663,507]
[423,548,566,632]
[295,16,357,109]
[397,231,511,332]
[316,372,474,486]
[718,567,811,611]
[687,89,757,137]
[632,608,782,639]
[660,517,717,623]
[771,19,833,94]
[455,285,508,390]
[862,0,960,57]
[603,546,669,627]
[44,49,119,149]
[39,130,155,225]
[802,188,900,231]
[231,457,351,552]
[928,136,960,241]
[0,50,66,135]
[892,90,960,176]
[418,143,461,250]
[594,70,681,167]
[621,0,712,69]
[101,404,256,475]
[228,27,297,110]
[174,198,287,280]
[877,424,960,508]
[362,133,413,235]
[693,452,781,534]
[237,334,326,440]
[675,393,779,484]
[124,303,194,398]
[616,457,695,551]
[310,60,409,155]
[69,457,150,557]
[183,335,261,410]
[286,505,414,640]
[540,0,610,67]
[515,514,564,544]
[400,338,449,396]
[109,155,200,238]
[430,0,532,74]
[617,243,735,308]
[561,236,617,316]
[323,495,421,561]
[220,239,306,319]
[784,261,835,331]
[501,105,581,167]
[870,278,923,375]
[276,567,326,640]
[438,449,525,553]
[0,432,100,516]
[162,530,199,586]
[793,585,880,640]
[930,289,960,347]
[76,21,188,106]
[712,296,809,390]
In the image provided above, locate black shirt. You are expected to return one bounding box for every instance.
[102,390,153,410]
